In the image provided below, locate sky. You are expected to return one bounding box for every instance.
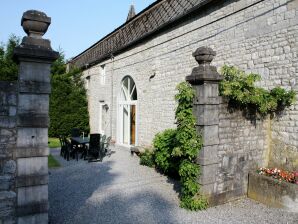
[1,0,155,60]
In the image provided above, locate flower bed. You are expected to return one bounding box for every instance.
[257,168,298,185]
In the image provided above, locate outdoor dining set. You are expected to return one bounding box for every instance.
[59,128,112,162]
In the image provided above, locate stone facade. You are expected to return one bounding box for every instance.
[0,82,17,224]
[78,0,298,204]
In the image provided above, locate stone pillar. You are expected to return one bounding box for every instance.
[13,10,58,224]
[186,47,222,205]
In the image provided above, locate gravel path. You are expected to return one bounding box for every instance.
[49,147,298,224]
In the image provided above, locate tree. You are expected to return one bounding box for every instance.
[0,35,20,81]
[49,52,89,137]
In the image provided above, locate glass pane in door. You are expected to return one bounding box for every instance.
[130,105,136,145]
[123,105,129,144]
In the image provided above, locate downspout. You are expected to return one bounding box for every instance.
[110,53,115,140]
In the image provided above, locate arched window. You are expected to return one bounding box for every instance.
[118,76,137,146]
[120,76,137,102]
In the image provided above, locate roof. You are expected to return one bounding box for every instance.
[71,0,213,68]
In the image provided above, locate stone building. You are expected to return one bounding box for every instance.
[70,0,298,205]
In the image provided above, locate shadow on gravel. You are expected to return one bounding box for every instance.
[73,191,179,224]
[49,160,118,224]
[49,158,179,224]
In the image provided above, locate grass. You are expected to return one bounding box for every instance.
[48,137,61,148]
[48,154,61,168]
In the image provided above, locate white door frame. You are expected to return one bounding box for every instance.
[117,76,138,146]
[98,103,104,134]
[118,100,138,146]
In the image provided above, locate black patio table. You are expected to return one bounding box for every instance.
[70,137,90,145]
[70,137,90,160]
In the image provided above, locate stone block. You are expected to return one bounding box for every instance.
[17,128,48,148]
[0,106,9,116]
[18,213,48,224]
[193,83,220,103]
[197,125,219,146]
[0,176,12,191]
[19,80,51,94]
[269,139,298,170]
[8,107,16,117]
[3,160,16,175]
[16,174,48,188]
[17,114,49,128]
[207,188,245,207]
[0,118,16,129]
[0,191,16,217]
[19,62,51,83]
[18,94,49,114]
[0,82,17,93]
[197,145,219,165]
[17,185,48,207]
[198,163,218,185]
[15,147,49,158]
[194,104,219,125]
[17,157,48,176]
[200,183,216,195]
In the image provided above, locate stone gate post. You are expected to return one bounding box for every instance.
[13,10,58,223]
[186,47,222,205]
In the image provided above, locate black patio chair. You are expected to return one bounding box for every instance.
[59,136,66,157]
[62,137,78,161]
[104,136,112,153]
[62,137,71,161]
[71,128,81,137]
[88,134,102,162]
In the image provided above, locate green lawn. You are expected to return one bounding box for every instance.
[48,154,61,168]
[48,137,61,148]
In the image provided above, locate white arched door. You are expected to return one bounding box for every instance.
[118,76,137,146]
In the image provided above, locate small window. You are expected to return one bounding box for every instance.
[100,65,106,85]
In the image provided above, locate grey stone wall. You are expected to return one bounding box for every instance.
[215,98,270,203]
[0,81,17,224]
[85,0,298,149]
[84,0,298,203]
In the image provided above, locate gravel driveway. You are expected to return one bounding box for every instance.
[49,147,298,224]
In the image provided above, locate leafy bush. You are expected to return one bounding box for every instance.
[140,149,155,167]
[141,82,207,211]
[220,65,296,116]
[153,129,178,175]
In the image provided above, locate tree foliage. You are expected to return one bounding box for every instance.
[0,34,20,81]
[49,52,89,137]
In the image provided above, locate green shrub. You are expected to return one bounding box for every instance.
[142,82,207,211]
[140,149,155,167]
[220,65,296,116]
[49,53,89,137]
[153,129,178,174]
[0,35,20,81]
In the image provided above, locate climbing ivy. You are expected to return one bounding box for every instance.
[140,82,208,210]
[220,65,296,116]
[175,82,207,210]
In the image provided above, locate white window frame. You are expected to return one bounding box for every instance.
[100,65,106,85]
